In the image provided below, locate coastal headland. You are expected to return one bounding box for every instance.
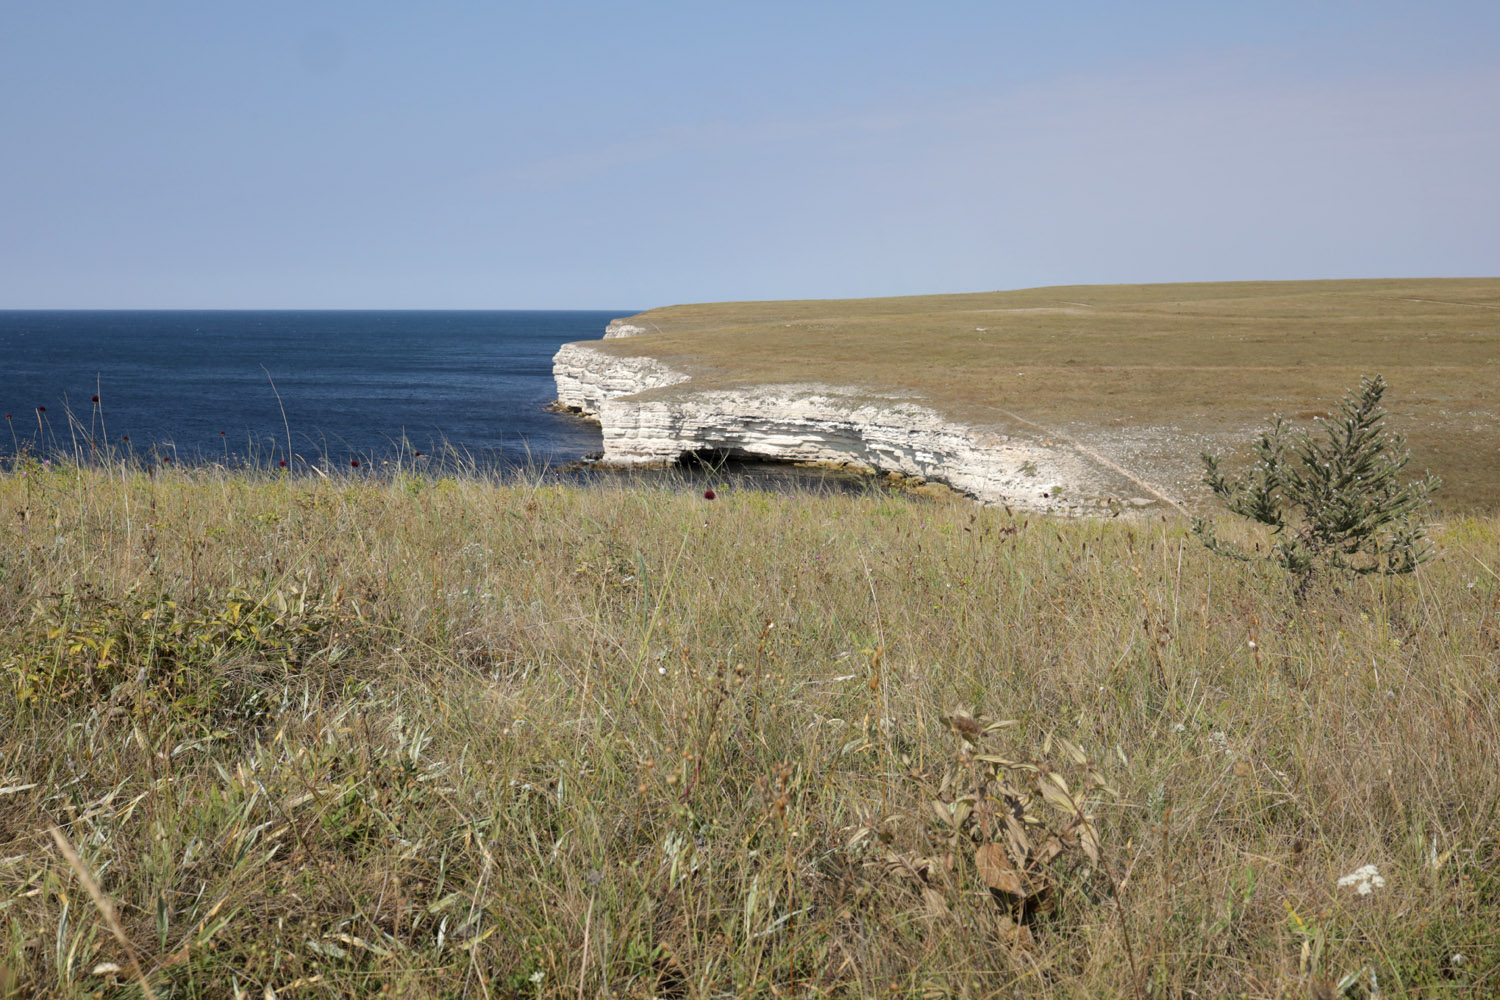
[555,278,1500,513]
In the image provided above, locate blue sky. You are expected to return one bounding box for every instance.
[2,1,1497,308]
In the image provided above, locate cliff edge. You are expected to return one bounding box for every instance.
[553,337,1171,515]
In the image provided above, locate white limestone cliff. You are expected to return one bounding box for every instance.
[553,342,690,416]
[603,319,651,339]
[552,340,1151,513]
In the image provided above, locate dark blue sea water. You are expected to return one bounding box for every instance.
[0,310,615,468]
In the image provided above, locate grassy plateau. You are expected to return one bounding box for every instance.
[1,456,1497,997]
[588,279,1500,511]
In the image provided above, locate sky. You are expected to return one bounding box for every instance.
[2,1,1497,309]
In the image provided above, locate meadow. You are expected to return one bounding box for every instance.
[2,460,1496,998]
[588,279,1500,511]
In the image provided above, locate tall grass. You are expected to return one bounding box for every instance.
[1,460,1496,997]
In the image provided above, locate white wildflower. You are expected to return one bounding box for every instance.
[530,969,546,985]
[1337,864,1386,895]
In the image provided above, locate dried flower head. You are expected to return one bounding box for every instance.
[1337,864,1386,895]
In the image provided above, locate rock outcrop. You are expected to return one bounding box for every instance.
[553,342,690,416]
[552,338,1150,513]
[603,319,650,339]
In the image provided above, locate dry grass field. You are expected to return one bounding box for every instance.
[585,279,1500,512]
[2,462,1497,997]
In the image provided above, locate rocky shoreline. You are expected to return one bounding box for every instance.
[552,334,1172,515]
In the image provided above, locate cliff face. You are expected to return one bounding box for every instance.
[552,341,1135,513]
[553,342,690,415]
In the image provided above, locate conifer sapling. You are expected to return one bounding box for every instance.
[1193,375,1440,596]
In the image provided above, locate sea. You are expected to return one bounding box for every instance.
[0,310,613,469]
[0,310,880,495]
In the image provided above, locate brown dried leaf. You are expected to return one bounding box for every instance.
[1086,769,1120,797]
[1039,773,1077,815]
[869,851,933,883]
[946,708,983,740]
[1034,836,1064,866]
[975,843,1028,897]
[1058,737,1088,766]
[974,754,1035,772]
[1079,821,1102,865]
[1003,812,1032,860]
[922,886,951,919]
[995,914,1036,948]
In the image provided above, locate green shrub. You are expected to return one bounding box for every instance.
[5,585,345,713]
[1194,374,1440,596]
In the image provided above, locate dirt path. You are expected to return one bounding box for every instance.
[991,406,1190,514]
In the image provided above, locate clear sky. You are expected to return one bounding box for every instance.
[2,1,1497,308]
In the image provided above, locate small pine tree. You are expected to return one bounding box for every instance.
[1193,375,1440,597]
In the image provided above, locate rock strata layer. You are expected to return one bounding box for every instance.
[553,340,1146,514]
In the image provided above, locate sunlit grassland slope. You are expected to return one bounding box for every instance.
[1,465,1497,997]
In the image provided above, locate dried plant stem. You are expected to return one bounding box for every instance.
[1104,859,1145,1000]
[48,823,159,1000]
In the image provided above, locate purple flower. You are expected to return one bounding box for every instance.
[703,489,716,500]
